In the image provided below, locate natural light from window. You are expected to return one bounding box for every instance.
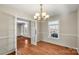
[48,20,59,39]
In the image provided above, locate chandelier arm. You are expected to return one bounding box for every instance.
[34,4,49,21]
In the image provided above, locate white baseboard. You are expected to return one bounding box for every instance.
[41,40,77,49]
[77,48,79,53]
[1,49,15,55]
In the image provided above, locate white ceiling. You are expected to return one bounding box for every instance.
[0,4,79,18]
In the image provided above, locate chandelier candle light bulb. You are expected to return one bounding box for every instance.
[35,13,40,17]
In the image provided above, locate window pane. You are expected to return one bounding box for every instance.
[48,20,59,39]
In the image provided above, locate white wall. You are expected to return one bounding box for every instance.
[0,5,32,54]
[40,11,77,49]
[77,9,79,53]
[23,21,31,37]
[0,12,15,54]
[8,15,16,52]
[17,24,21,36]
[37,21,42,42]
[60,11,77,48]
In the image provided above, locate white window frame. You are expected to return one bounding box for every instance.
[48,20,59,39]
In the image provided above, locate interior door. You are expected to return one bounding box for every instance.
[31,20,37,45]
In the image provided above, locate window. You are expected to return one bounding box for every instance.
[48,20,59,39]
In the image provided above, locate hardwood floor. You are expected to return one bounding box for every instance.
[17,36,78,55]
[17,36,31,49]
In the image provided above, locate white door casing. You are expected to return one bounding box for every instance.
[31,20,37,45]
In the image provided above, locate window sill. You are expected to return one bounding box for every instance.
[48,36,59,40]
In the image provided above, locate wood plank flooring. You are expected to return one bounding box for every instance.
[17,36,78,55]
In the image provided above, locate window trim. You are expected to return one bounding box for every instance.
[48,20,60,39]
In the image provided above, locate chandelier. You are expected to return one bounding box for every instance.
[34,4,50,21]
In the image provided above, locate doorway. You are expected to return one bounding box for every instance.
[17,18,31,49]
[17,18,31,38]
[16,17,38,51]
